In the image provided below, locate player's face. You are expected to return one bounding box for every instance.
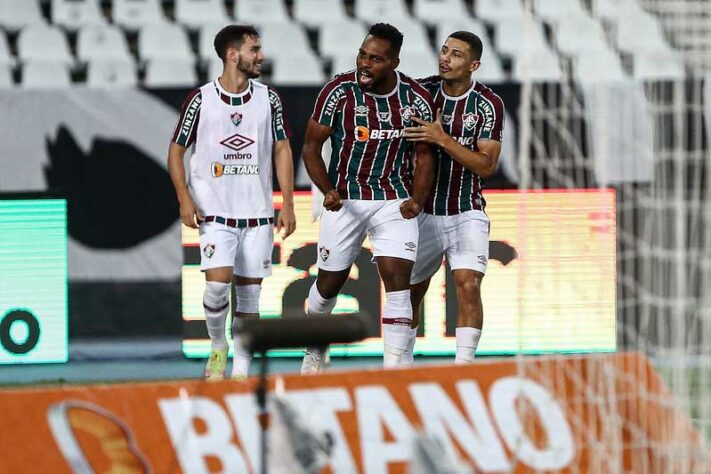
[439,37,480,81]
[356,36,399,91]
[232,35,264,78]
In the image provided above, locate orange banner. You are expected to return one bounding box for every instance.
[0,353,706,473]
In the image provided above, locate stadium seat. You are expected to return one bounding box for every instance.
[319,21,368,59]
[207,58,223,79]
[175,0,231,31]
[258,23,313,59]
[138,24,194,61]
[235,0,290,24]
[554,14,610,57]
[435,19,492,53]
[144,59,197,87]
[495,17,550,57]
[0,0,44,32]
[87,59,138,87]
[77,25,132,62]
[52,0,105,31]
[0,66,12,87]
[330,54,357,76]
[293,0,349,28]
[271,54,326,85]
[398,52,438,79]
[512,49,563,82]
[355,0,411,24]
[112,0,168,31]
[198,23,229,62]
[22,62,71,88]
[474,0,524,24]
[534,0,587,24]
[615,12,672,54]
[632,50,685,80]
[593,0,644,22]
[475,54,507,83]
[413,0,471,27]
[573,49,627,84]
[397,21,434,54]
[17,24,74,66]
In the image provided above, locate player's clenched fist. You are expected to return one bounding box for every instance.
[323,189,343,211]
[400,198,422,219]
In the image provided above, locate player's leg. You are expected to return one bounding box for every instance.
[200,223,239,381]
[446,210,490,363]
[301,200,364,374]
[231,224,273,378]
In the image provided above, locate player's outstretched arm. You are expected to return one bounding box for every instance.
[303,118,342,212]
[274,139,296,239]
[401,142,435,219]
[167,142,203,229]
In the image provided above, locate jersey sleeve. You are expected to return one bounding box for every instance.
[477,93,505,142]
[311,79,345,128]
[412,87,435,123]
[171,88,202,148]
[268,87,291,141]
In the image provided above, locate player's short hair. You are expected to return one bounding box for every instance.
[368,23,403,57]
[214,24,259,61]
[448,31,483,61]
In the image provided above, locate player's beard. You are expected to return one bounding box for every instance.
[237,56,261,79]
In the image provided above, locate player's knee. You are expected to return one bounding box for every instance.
[204,281,230,310]
[457,278,482,300]
[235,284,261,314]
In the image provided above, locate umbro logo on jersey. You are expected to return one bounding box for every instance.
[220,132,255,152]
[462,113,480,130]
[230,112,243,126]
[355,105,368,116]
[377,111,391,122]
[442,114,453,125]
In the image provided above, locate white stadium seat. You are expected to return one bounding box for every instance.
[355,0,411,24]
[573,49,627,84]
[235,0,289,24]
[513,49,563,82]
[330,54,357,76]
[271,54,326,85]
[397,21,434,54]
[495,17,550,58]
[52,0,105,30]
[144,59,197,87]
[474,0,524,24]
[17,24,74,66]
[207,59,223,80]
[23,62,71,88]
[77,25,132,62]
[113,0,168,31]
[398,52,437,79]
[319,21,368,59]
[0,66,13,88]
[475,55,507,83]
[413,0,471,27]
[175,0,231,31]
[198,23,230,62]
[615,12,672,54]
[593,0,644,22]
[87,59,138,87]
[293,0,349,28]
[554,14,610,57]
[138,24,194,61]
[534,0,587,24]
[0,0,44,32]
[435,19,492,53]
[258,23,313,59]
[633,50,685,81]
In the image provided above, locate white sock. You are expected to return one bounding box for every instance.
[403,327,418,365]
[382,289,413,367]
[203,281,230,350]
[302,283,337,373]
[455,327,482,364]
[231,284,261,377]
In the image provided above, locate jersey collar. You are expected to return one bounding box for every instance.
[214,78,253,106]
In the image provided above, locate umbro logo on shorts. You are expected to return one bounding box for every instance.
[319,246,330,262]
[203,244,215,258]
[478,255,488,265]
[262,259,271,269]
[405,241,416,252]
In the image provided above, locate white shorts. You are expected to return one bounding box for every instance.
[317,199,419,272]
[199,222,273,278]
[411,210,490,284]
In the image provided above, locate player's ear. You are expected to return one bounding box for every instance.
[391,56,400,70]
[470,61,481,73]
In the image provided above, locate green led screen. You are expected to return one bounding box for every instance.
[0,198,67,363]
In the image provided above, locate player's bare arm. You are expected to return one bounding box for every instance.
[303,118,342,212]
[400,141,435,219]
[404,110,501,178]
[167,141,203,229]
[274,139,296,239]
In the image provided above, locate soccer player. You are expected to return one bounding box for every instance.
[301,23,436,372]
[167,25,295,380]
[403,31,504,363]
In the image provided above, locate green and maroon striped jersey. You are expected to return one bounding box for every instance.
[311,70,435,200]
[418,76,505,215]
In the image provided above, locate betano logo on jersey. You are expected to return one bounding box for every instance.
[354,126,405,142]
[211,162,260,177]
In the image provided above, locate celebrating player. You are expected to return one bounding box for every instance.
[301,23,436,372]
[404,31,505,363]
[167,25,295,380]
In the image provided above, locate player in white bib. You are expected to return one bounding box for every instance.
[168,25,295,380]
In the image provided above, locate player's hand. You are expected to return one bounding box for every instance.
[403,109,447,146]
[323,189,343,211]
[400,198,422,219]
[179,194,203,229]
[276,203,296,239]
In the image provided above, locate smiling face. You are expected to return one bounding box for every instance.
[356,35,399,92]
[227,35,264,79]
[439,37,480,81]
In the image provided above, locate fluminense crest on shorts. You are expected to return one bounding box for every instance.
[462,113,479,130]
[354,105,369,116]
[319,246,330,262]
[230,112,243,126]
[377,111,391,122]
[203,244,215,258]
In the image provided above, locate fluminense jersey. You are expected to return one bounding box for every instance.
[172,78,290,219]
[312,70,435,200]
[418,76,504,215]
